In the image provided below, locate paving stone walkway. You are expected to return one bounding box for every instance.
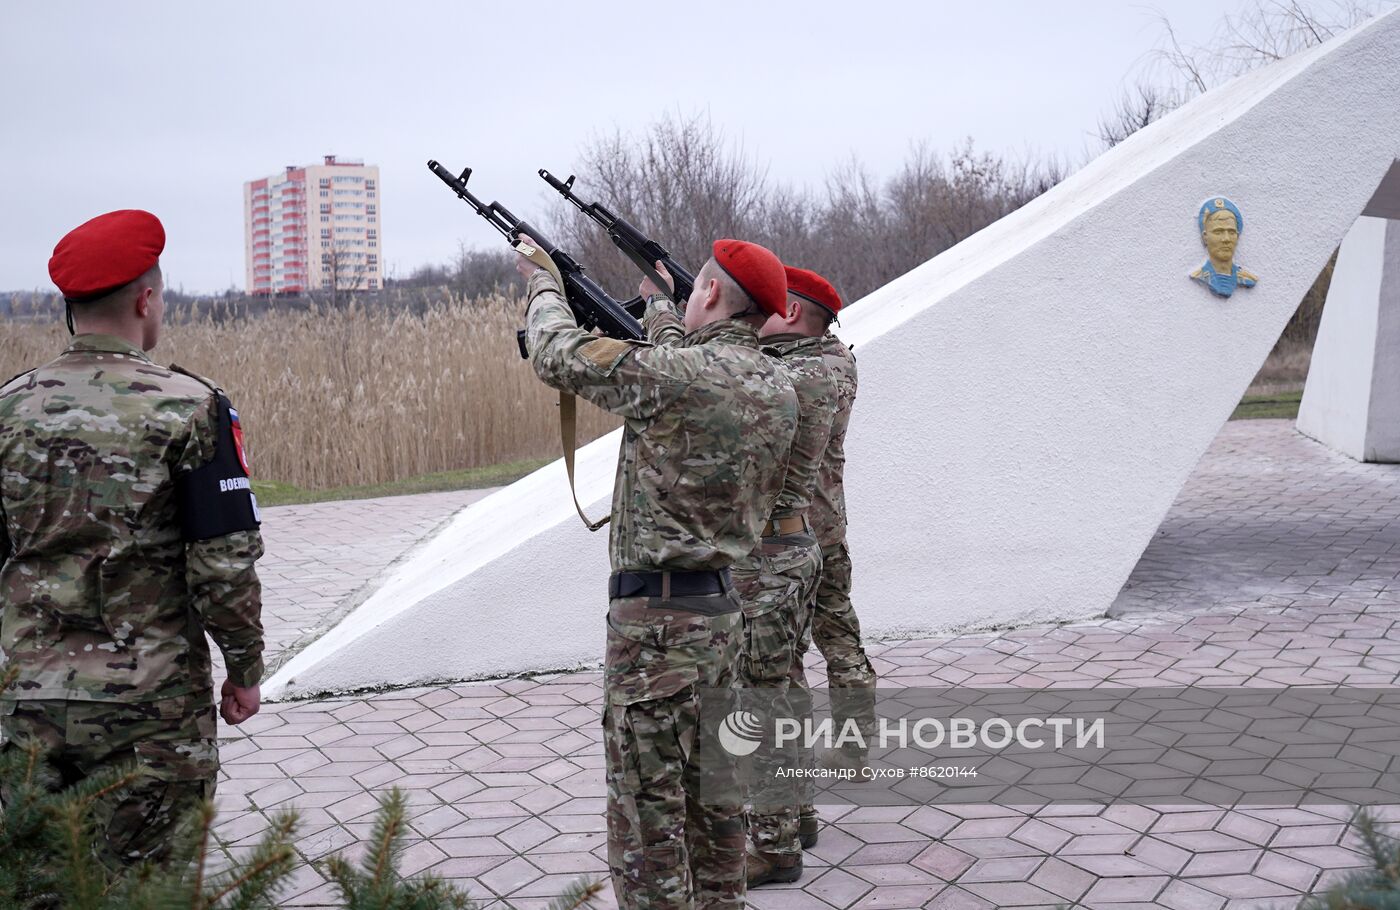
[212,421,1400,909]
[1111,420,1400,619]
[221,488,495,678]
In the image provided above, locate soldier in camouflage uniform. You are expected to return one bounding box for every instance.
[519,237,796,910]
[807,300,878,771]
[734,267,843,886]
[639,263,846,884]
[0,210,265,869]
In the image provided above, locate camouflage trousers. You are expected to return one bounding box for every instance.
[811,541,877,740]
[733,531,822,857]
[0,693,219,870]
[603,591,745,910]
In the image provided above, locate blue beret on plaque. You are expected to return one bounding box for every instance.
[1198,197,1243,233]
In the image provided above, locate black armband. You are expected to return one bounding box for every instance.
[176,394,261,541]
[0,502,10,563]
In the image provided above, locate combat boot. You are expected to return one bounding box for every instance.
[823,741,869,774]
[747,848,803,887]
[799,808,820,849]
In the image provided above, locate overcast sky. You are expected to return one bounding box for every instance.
[1,1,1248,294]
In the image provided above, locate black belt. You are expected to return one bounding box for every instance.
[609,568,733,599]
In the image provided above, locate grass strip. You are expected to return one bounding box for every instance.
[1230,389,1302,421]
[253,457,552,508]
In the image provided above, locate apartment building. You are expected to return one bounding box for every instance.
[244,155,381,295]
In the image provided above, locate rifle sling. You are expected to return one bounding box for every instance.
[514,238,609,532]
[559,391,609,531]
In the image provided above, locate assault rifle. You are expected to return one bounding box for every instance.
[539,169,696,315]
[427,160,643,358]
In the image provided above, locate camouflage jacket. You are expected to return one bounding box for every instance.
[760,334,836,520]
[0,335,265,702]
[527,272,797,572]
[650,303,837,521]
[642,294,686,346]
[808,332,858,548]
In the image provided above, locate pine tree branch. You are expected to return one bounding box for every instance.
[367,787,407,887]
[546,877,606,910]
[23,737,40,786]
[319,854,356,900]
[190,801,216,908]
[55,801,104,909]
[78,768,145,808]
[207,810,298,909]
[205,846,296,905]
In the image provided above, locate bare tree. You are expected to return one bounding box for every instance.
[1098,0,1386,149]
[542,115,1064,305]
[320,237,370,309]
[1098,82,1182,148]
[814,159,892,299]
[758,185,823,285]
[552,112,772,296]
[813,142,1064,300]
[1210,0,1379,70]
[450,244,523,301]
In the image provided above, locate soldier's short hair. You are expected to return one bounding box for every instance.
[700,259,760,318]
[74,263,162,319]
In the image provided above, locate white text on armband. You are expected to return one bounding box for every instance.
[219,477,252,493]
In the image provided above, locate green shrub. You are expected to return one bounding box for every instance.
[1301,809,1400,910]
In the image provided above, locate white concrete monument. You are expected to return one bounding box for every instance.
[267,11,1400,699]
[1296,160,1400,462]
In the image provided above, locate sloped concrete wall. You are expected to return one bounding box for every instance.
[267,11,1400,699]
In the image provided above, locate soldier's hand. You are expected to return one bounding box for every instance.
[514,233,543,279]
[220,677,261,725]
[639,260,674,300]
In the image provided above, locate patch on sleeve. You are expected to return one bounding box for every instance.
[175,394,261,541]
[579,338,638,373]
[228,405,251,474]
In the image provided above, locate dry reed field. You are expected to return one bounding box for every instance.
[2,270,1317,493]
[2,299,620,489]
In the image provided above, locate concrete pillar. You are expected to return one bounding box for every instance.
[1297,160,1400,462]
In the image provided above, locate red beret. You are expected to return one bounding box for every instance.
[712,239,787,317]
[49,209,165,302]
[785,266,842,319]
